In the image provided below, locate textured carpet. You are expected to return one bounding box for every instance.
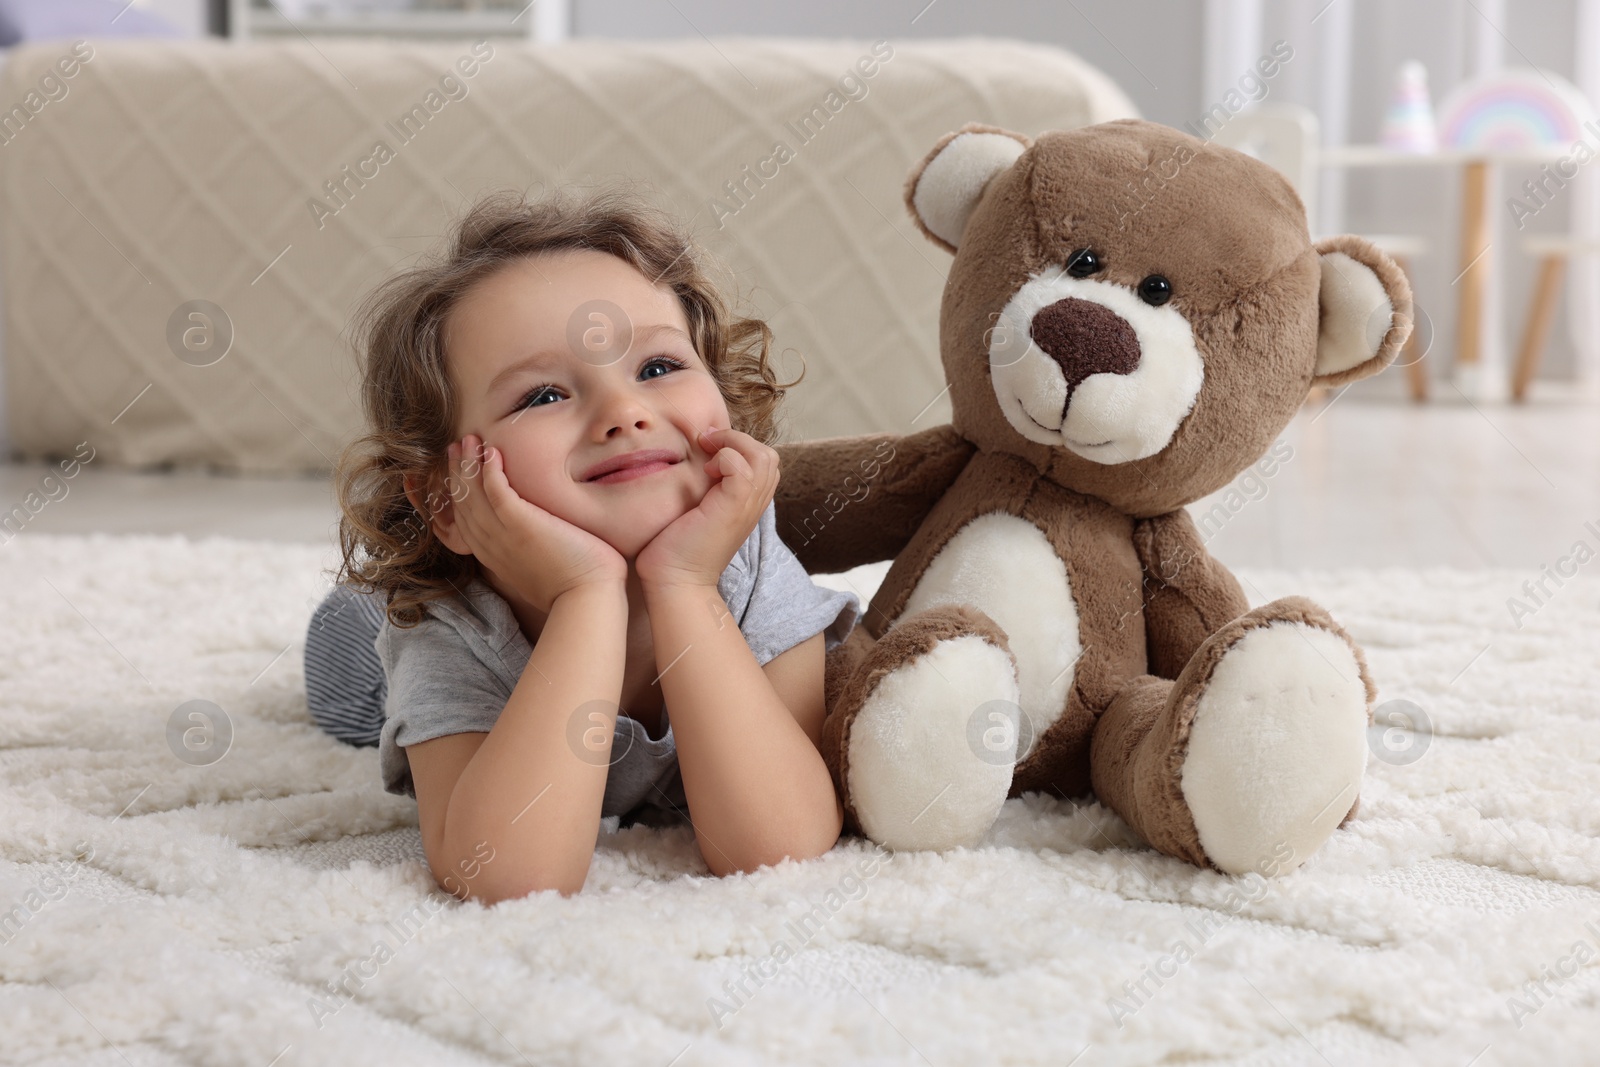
[1,533,1597,1067]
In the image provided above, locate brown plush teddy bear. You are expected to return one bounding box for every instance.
[773,118,1411,878]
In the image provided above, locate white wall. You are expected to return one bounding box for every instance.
[130,0,207,36]
[573,1,1203,129]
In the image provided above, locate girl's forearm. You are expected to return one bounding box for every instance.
[443,581,628,900]
[642,582,843,876]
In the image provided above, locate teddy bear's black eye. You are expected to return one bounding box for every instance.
[1066,249,1101,277]
[1138,275,1172,306]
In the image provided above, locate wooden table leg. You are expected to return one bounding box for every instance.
[1454,161,1491,380]
[1512,254,1566,402]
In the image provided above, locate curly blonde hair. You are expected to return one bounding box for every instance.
[332,184,804,628]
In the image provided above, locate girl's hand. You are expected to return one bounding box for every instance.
[635,426,777,591]
[447,434,627,615]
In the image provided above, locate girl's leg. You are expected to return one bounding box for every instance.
[303,583,388,746]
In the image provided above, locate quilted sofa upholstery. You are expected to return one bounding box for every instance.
[0,37,1134,473]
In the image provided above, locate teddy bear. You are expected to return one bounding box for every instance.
[772,117,1411,878]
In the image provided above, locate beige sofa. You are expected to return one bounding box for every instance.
[0,36,1134,474]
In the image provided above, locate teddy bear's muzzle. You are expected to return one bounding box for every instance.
[986,268,1207,463]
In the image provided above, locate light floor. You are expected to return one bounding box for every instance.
[2,397,1596,572]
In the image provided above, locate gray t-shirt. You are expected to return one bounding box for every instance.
[375,500,860,822]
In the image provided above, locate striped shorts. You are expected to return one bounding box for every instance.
[303,583,389,747]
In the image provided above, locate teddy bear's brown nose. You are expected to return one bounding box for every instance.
[1029,297,1142,396]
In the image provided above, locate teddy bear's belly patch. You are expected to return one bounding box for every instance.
[897,511,1080,746]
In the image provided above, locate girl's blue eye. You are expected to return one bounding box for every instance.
[515,355,687,411]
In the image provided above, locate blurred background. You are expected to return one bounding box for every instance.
[0,0,1595,573]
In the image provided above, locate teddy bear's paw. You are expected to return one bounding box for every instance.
[1178,613,1370,878]
[845,614,1022,851]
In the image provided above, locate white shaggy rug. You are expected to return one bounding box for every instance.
[1,533,1598,1067]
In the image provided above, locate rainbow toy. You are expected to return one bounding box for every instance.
[1436,69,1595,149]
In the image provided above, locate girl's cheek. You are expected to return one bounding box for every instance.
[694,385,732,440]
[524,462,570,505]
[488,447,526,494]
[504,463,541,500]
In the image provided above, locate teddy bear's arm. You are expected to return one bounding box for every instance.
[774,424,976,574]
[1133,509,1251,680]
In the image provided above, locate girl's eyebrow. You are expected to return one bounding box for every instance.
[486,323,691,396]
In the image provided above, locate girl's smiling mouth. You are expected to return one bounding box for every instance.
[581,447,684,484]
[587,459,678,485]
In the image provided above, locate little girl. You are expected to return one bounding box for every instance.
[305,186,859,902]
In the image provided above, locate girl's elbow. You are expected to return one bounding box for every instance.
[435,861,588,903]
[456,876,584,904]
[784,798,846,864]
[716,814,844,876]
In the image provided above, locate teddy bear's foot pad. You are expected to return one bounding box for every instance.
[847,619,1022,851]
[1181,619,1369,877]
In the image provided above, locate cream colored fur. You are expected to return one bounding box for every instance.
[846,634,1021,850]
[898,512,1080,750]
[910,131,1028,249]
[1180,622,1370,876]
[1315,251,1394,378]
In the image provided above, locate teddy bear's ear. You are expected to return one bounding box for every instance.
[1312,234,1415,387]
[903,123,1031,253]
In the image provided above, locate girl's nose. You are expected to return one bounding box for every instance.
[598,396,653,438]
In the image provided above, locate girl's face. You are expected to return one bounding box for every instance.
[441,248,731,562]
